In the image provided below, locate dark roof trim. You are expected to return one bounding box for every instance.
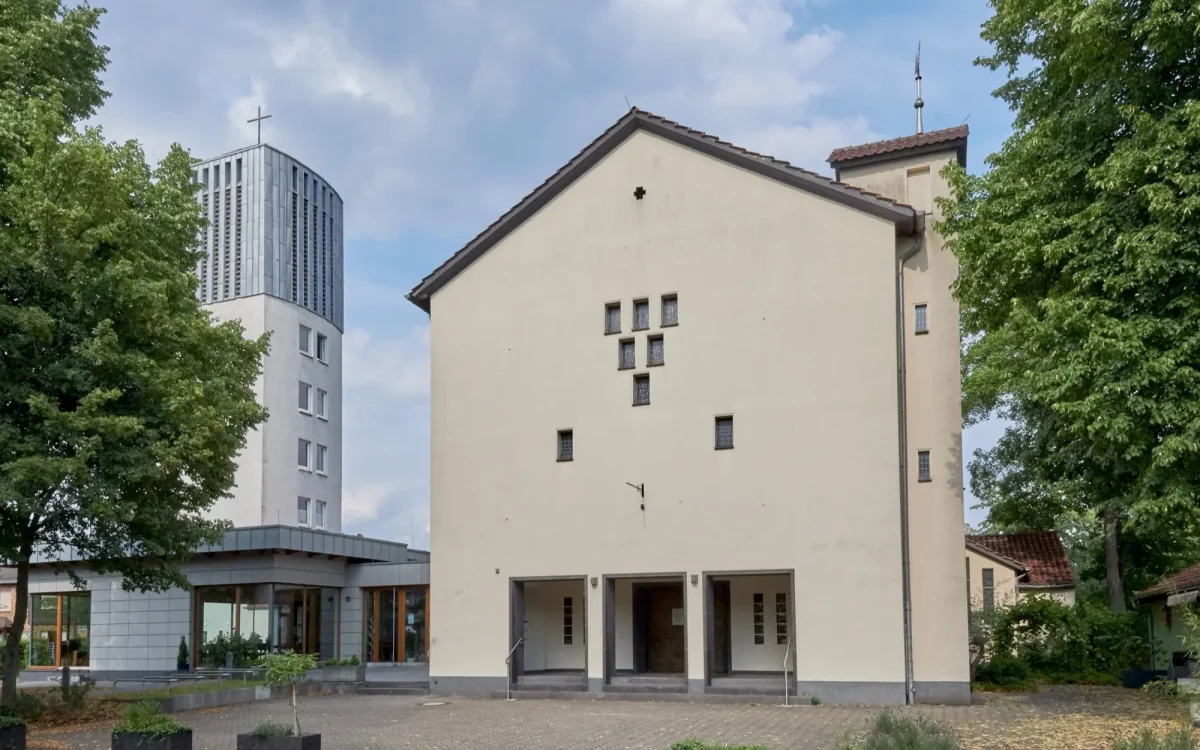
[966,540,1028,575]
[406,108,920,312]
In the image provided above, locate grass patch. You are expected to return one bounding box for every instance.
[1112,727,1198,750]
[837,712,958,750]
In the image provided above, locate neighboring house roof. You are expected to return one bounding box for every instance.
[406,107,923,312]
[966,531,1075,588]
[1136,563,1200,602]
[827,125,969,171]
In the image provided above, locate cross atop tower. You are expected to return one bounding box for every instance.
[247,105,272,146]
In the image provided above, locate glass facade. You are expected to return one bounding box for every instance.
[29,593,90,668]
[194,584,335,667]
[363,587,429,664]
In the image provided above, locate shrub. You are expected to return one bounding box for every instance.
[177,636,190,666]
[836,712,958,750]
[13,691,44,722]
[112,702,189,738]
[988,597,1144,682]
[671,743,770,750]
[1112,728,1198,750]
[1141,680,1187,700]
[0,640,30,671]
[197,631,266,668]
[811,693,822,706]
[60,682,92,712]
[973,654,1031,687]
[250,720,294,738]
[0,714,25,730]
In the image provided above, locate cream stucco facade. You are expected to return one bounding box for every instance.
[413,111,970,704]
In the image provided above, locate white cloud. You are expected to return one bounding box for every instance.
[228,78,268,146]
[734,116,881,173]
[343,482,393,524]
[343,324,430,399]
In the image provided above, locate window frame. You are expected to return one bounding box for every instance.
[914,303,929,335]
[314,500,326,530]
[315,388,328,420]
[632,373,650,406]
[298,438,312,471]
[775,592,788,645]
[917,450,931,482]
[315,444,328,475]
[647,333,664,367]
[297,496,311,526]
[557,429,574,462]
[316,333,328,363]
[618,338,635,370]
[563,596,574,645]
[752,592,765,645]
[982,568,995,613]
[661,294,679,327]
[715,415,734,450]
[632,298,650,331]
[298,381,312,414]
[604,302,622,335]
[299,325,312,356]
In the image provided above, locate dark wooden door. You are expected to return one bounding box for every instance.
[712,581,731,675]
[644,584,685,673]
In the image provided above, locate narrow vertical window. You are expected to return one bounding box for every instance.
[633,299,650,330]
[917,450,931,482]
[297,497,310,526]
[557,430,574,462]
[298,439,311,470]
[618,339,635,370]
[647,334,664,366]
[982,568,995,613]
[316,388,328,419]
[715,416,734,450]
[563,597,573,645]
[298,382,312,413]
[633,374,650,406]
[605,302,621,334]
[661,294,678,326]
[299,325,312,355]
[315,444,327,474]
[315,500,326,529]
[914,303,929,334]
[753,593,764,645]
[775,593,787,645]
[316,333,328,363]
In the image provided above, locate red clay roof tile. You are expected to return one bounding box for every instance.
[966,531,1075,588]
[828,125,969,167]
[1137,563,1200,601]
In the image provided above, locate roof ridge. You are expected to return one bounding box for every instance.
[828,124,969,167]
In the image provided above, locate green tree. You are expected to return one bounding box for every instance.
[939,0,1200,611]
[261,652,319,738]
[0,2,267,707]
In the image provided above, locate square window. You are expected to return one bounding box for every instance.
[316,388,328,419]
[298,381,312,413]
[297,496,310,526]
[298,439,311,470]
[647,334,664,366]
[633,373,650,406]
[917,450,931,482]
[661,294,678,326]
[618,339,635,370]
[299,325,312,355]
[316,444,327,474]
[715,416,734,450]
[633,299,650,330]
[316,333,328,362]
[914,304,929,334]
[557,430,574,462]
[605,302,621,334]
[315,500,326,529]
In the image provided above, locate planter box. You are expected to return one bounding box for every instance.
[236,733,321,750]
[318,665,366,682]
[111,730,193,750]
[0,724,26,750]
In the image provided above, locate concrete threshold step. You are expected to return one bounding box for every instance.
[489,690,808,704]
[358,685,430,696]
[512,683,587,692]
[603,684,688,694]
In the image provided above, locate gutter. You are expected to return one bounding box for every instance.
[895,231,923,706]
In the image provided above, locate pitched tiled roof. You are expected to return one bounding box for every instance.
[406,107,921,311]
[827,125,969,168]
[966,531,1075,587]
[1136,563,1200,601]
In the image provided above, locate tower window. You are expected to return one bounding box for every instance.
[618,339,635,370]
[715,416,734,450]
[633,299,650,331]
[299,325,312,355]
[316,444,327,474]
[297,496,310,526]
[661,294,678,327]
[605,302,621,334]
[633,374,650,406]
[316,333,328,363]
[298,382,312,413]
[914,304,929,334]
[917,450,931,482]
[298,439,311,470]
[647,334,664,366]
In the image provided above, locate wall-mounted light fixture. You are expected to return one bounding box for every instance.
[590,577,598,588]
[691,575,699,586]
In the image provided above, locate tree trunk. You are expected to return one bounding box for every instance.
[291,682,301,737]
[1104,506,1126,612]
[1,544,32,710]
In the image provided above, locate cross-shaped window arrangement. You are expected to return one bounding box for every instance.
[661,294,678,326]
[648,334,664,366]
[619,339,635,370]
[605,302,621,334]
[633,299,650,330]
[633,374,650,406]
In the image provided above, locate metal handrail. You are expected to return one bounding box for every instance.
[783,637,793,707]
[505,638,524,701]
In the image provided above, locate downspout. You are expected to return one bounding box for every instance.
[896,226,924,706]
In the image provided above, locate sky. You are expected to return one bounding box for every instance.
[88,0,1015,549]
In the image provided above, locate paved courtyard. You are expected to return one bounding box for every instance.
[32,686,1191,750]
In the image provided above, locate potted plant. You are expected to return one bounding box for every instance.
[176,637,190,672]
[318,655,364,683]
[111,701,191,750]
[236,652,319,750]
[0,712,26,750]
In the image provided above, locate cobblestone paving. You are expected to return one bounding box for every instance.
[32,686,1190,750]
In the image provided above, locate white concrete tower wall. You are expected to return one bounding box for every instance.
[192,145,344,531]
